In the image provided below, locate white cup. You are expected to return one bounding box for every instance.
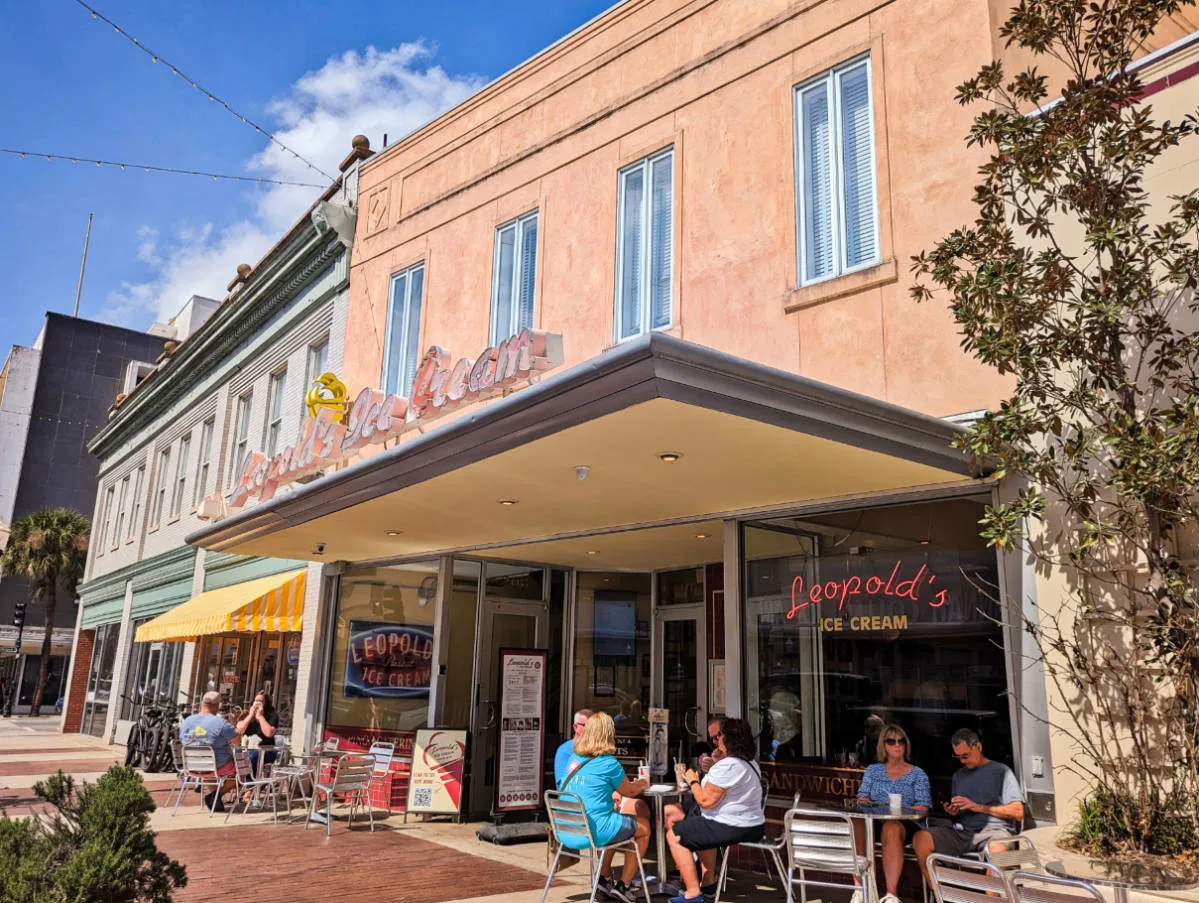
[637,764,650,782]
[889,793,903,813]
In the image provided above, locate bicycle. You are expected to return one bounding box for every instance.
[124,693,185,772]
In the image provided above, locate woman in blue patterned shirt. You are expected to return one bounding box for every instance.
[851,723,931,903]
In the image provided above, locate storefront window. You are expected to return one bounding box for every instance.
[572,572,651,734]
[83,622,120,736]
[743,496,1012,786]
[119,629,185,719]
[325,561,439,747]
[441,560,480,729]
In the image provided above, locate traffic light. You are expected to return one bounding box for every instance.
[12,602,25,629]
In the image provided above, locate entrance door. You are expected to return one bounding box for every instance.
[469,597,548,817]
[652,603,708,768]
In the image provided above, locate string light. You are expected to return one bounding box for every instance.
[0,147,326,187]
[70,0,337,183]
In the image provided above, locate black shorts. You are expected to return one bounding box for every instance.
[673,811,765,852]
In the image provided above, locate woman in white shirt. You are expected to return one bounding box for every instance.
[664,717,765,903]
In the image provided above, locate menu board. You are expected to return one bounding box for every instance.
[407,729,467,816]
[495,648,547,812]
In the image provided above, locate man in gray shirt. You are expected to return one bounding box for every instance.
[913,728,1025,881]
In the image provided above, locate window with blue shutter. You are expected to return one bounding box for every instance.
[489,210,539,343]
[795,55,879,285]
[615,147,674,340]
[382,262,425,396]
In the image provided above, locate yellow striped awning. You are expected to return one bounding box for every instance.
[134,570,306,643]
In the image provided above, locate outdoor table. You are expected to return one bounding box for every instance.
[1045,857,1199,903]
[287,748,341,824]
[813,801,926,903]
[641,784,687,895]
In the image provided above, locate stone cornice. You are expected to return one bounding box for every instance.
[89,228,348,459]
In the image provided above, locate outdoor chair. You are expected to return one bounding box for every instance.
[224,746,287,824]
[782,806,872,903]
[927,853,1011,903]
[305,753,376,837]
[711,781,792,902]
[164,739,187,810]
[984,836,1044,882]
[540,789,649,903]
[174,745,226,817]
[366,740,396,814]
[1010,871,1104,903]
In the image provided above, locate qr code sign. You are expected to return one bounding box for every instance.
[412,787,434,809]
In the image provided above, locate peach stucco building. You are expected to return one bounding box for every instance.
[188,0,1199,845]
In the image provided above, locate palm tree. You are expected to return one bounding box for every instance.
[0,508,89,716]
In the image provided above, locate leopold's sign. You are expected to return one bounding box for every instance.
[216,329,563,512]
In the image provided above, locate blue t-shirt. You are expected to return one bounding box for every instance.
[557,754,627,849]
[180,713,238,768]
[554,739,576,785]
[857,763,932,823]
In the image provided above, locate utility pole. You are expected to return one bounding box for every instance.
[73,212,94,318]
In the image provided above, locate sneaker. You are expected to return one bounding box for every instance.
[595,875,617,900]
[668,894,704,903]
[201,792,227,813]
[700,883,718,898]
[849,892,864,903]
[610,880,639,903]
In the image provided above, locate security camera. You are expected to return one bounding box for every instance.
[574,464,591,481]
[314,542,327,555]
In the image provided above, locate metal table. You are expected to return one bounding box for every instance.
[1045,858,1199,903]
[821,801,926,903]
[286,748,342,824]
[641,785,687,895]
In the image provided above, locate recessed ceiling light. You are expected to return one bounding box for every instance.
[385,530,403,537]
[919,539,930,546]
[587,550,599,556]
[498,499,518,506]
[658,452,682,463]
[696,533,709,540]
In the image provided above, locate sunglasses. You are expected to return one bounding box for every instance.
[884,738,906,746]
[709,732,722,742]
[573,721,587,730]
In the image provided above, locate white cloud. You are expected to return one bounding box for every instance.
[103,42,483,325]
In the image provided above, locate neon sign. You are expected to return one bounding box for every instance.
[203,329,563,515]
[786,560,950,621]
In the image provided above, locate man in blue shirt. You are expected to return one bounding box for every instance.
[554,709,592,785]
[180,690,242,812]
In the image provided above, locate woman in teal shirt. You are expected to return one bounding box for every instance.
[559,712,651,903]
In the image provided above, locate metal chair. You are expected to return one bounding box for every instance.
[224,746,287,824]
[540,789,649,903]
[984,836,1044,884]
[782,806,873,903]
[366,740,396,815]
[305,753,376,837]
[927,853,1012,903]
[1011,871,1104,903]
[712,780,793,902]
[163,739,188,810]
[174,745,226,817]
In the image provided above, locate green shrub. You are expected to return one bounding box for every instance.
[1064,786,1197,858]
[0,766,187,903]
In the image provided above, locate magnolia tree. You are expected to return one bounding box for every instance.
[912,0,1199,853]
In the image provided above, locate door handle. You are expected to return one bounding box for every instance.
[684,706,700,739]
[483,699,498,730]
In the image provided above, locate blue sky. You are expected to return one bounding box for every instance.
[0,0,616,353]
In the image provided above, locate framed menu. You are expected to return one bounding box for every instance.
[494,648,547,812]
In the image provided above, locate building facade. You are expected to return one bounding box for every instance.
[0,313,163,714]
[187,0,1198,842]
[66,154,363,740]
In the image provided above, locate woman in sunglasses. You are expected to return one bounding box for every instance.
[851,723,931,903]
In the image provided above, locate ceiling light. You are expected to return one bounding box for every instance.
[498,499,518,506]
[658,452,682,463]
[919,539,930,546]
[587,550,599,556]
[696,533,709,540]
[385,530,403,537]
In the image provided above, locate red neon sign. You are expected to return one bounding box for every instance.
[786,560,950,620]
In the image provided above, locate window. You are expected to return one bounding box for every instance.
[615,147,674,341]
[127,465,145,541]
[170,436,190,518]
[306,339,329,398]
[264,369,287,456]
[229,392,252,488]
[193,420,214,506]
[795,55,879,285]
[151,447,170,527]
[490,211,539,343]
[382,263,425,396]
[112,475,129,548]
[97,485,115,551]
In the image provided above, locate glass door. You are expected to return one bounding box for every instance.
[652,603,708,768]
[468,565,549,818]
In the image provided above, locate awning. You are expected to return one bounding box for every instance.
[134,569,306,642]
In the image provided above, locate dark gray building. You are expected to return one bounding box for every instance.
[0,312,164,713]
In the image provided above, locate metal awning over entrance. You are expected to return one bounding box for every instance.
[186,334,982,564]
[133,569,306,642]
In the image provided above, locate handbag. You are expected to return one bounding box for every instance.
[547,756,601,874]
